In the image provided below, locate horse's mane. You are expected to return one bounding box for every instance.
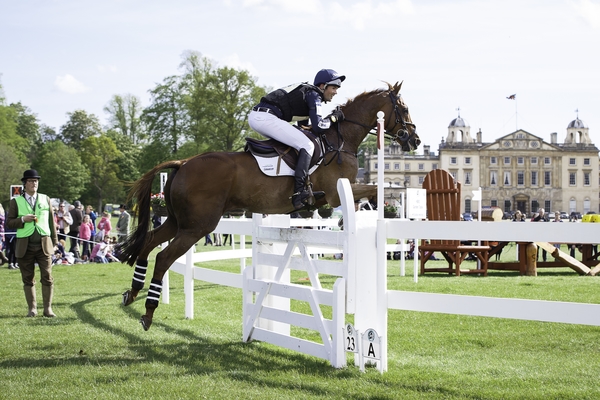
[341,82,393,109]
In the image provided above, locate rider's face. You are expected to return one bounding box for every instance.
[322,85,339,102]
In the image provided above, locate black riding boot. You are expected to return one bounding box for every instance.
[292,149,324,210]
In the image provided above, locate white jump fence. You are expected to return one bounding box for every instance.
[156,113,600,372]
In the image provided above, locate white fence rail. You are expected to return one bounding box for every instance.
[158,178,600,372]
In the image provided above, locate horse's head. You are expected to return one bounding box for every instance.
[384,82,420,152]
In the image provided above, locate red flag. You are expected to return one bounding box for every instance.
[506,94,516,100]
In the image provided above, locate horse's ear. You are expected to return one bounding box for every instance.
[394,81,403,94]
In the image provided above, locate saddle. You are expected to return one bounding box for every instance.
[244,129,323,173]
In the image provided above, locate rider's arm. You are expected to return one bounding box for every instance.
[305,90,332,134]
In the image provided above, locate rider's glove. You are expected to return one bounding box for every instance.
[329,107,345,123]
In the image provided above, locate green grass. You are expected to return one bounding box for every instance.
[1,240,600,399]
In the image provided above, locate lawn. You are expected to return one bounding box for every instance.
[1,238,599,399]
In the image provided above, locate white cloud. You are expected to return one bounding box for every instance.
[330,0,415,31]
[54,74,90,94]
[241,0,320,13]
[97,64,118,73]
[237,0,414,29]
[223,53,259,76]
[573,0,600,28]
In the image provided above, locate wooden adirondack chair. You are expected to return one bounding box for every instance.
[419,169,490,276]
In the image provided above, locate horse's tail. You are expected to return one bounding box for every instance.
[118,159,184,266]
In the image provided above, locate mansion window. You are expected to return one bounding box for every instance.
[490,157,497,165]
[465,198,471,213]
[504,200,511,212]
[405,163,410,170]
[464,171,472,185]
[584,199,591,214]
[503,171,511,186]
[544,171,551,186]
[584,172,590,186]
[418,163,424,170]
[504,156,511,165]
[544,157,551,165]
[517,171,524,186]
[532,200,539,212]
[545,200,551,211]
[450,171,457,180]
[531,157,537,165]
[385,163,390,170]
[418,176,424,184]
[465,157,471,165]
[394,163,400,170]
[517,157,524,165]
[569,158,576,166]
[450,157,457,165]
[584,158,591,166]
[491,199,498,207]
[569,172,576,186]
[531,171,538,186]
[490,171,498,186]
[432,163,438,170]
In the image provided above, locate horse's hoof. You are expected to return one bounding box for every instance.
[140,315,152,331]
[122,290,135,306]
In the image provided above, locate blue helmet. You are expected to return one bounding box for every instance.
[313,69,346,87]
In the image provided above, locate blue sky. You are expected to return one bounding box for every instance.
[1,0,599,151]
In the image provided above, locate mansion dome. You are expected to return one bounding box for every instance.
[567,118,588,129]
[448,116,468,128]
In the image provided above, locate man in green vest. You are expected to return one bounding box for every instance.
[7,169,58,317]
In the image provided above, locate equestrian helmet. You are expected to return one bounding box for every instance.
[314,69,346,87]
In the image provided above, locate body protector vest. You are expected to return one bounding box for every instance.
[261,83,324,122]
[14,194,52,238]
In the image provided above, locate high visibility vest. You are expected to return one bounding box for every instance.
[14,194,52,238]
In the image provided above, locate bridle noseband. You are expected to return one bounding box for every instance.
[385,91,418,150]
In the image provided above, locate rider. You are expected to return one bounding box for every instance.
[248,69,346,210]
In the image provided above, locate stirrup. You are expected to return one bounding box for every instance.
[291,191,326,210]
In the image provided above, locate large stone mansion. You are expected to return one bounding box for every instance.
[363,113,599,216]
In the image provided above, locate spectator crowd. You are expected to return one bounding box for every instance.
[1,200,131,268]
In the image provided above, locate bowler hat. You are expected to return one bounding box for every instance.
[21,169,41,182]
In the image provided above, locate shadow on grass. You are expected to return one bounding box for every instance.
[1,291,360,396]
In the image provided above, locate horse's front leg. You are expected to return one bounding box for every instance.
[351,183,378,203]
[122,220,178,307]
[138,231,203,331]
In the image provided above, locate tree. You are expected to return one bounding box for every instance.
[142,75,188,154]
[179,51,267,152]
[104,94,145,145]
[105,130,140,181]
[357,135,378,168]
[40,124,59,142]
[80,134,122,211]
[10,102,42,164]
[0,143,28,206]
[59,110,103,150]
[33,141,89,202]
[0,104,28,162]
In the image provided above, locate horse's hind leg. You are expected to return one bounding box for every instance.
[140,230,202,331]
[122,218,178,307]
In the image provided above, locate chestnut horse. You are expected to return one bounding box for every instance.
[119,81,419,330]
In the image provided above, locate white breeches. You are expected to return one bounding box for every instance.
[248,111,314,156]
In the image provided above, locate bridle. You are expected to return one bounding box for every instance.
[384,91,418,148]
[319,88,419,166]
